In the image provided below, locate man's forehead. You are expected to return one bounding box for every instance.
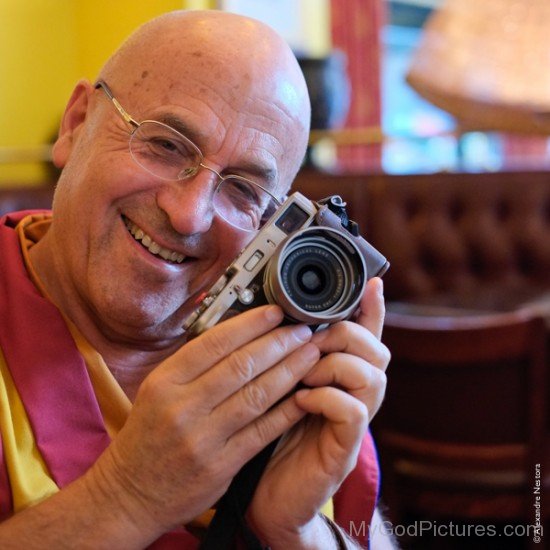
[103,14,308,190]
[140,104,283,188]
[108,12,309,125]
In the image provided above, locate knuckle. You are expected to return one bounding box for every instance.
[251,413,277,447]
[201,329,230,359]
[340,320,355,331]
[271,327,295,354]
[242,382,270,414]
[154,401,189,438]
[345,320,362,336]
[368,370,387,417]
[180,432,205,464]
[225,347,256,383]
[370,367,387,393]
[348,397,370,427]
[136,371,166,403]
[278,361,297,386]
[329,321,349,339]
[179,435,227,480]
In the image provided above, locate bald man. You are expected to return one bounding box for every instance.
[0,10,392,549]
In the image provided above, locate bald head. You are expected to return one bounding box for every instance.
[41,9,313,349]
[98,10,310,185]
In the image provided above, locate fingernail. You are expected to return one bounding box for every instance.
[295,388,311,399]
[293,324,312,342]
[301,342,320,361]
[265,305,283,323]
[311,328,328,344]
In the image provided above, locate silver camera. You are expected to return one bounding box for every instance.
[183,192,389,337]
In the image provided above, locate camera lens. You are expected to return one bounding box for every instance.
[281,245,344,312]
[263,227,366,324]
[298,266,324,294]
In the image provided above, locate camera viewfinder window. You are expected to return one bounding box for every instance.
[275,204,309,234]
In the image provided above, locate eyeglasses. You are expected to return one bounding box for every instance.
[94,80,281,232]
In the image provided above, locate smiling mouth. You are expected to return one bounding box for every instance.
[123,216,187,264]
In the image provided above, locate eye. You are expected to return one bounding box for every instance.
[213,177,280,231]
[131,122,200,167]
[152,137,179,153]
[223,178,262,207]
[147,136,186,158]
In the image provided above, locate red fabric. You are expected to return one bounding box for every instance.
[330,0,385,172]
[0,431,12,521]
[334,431,380,546]
[0,211,111,488]
[0,211,198,547]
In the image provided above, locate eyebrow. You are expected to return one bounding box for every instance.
[157,113,279,189]
[230,161,279,189]
[157,114,203,144]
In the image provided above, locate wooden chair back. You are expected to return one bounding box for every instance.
[372,310,548,525]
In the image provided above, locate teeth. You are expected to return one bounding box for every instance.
[123,217,186,264]
[159,249,172,261]
[149,242,161,254]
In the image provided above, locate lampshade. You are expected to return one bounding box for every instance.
[406,0,550,134]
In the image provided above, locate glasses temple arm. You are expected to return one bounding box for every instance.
[94,80,139,129]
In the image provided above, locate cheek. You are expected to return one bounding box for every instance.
[224,230,253,258]
[57,150,152,225]
[210,228,253,277]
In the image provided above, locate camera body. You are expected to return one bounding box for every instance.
[183,192,389,337]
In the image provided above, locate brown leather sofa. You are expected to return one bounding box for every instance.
[293,169,550,314]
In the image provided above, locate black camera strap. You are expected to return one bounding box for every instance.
[199,438,278,550]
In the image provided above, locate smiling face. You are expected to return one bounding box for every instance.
[32,11,310,349]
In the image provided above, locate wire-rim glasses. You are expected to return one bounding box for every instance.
[94,80,281,232]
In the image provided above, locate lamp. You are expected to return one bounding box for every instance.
[405,0,550,134]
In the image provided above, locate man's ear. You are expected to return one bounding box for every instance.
[51,80,95,169]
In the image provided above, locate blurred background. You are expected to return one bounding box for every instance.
[3,0,550,184]
[1,2,548,549]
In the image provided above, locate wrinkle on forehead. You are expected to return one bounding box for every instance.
[98,10,310,180]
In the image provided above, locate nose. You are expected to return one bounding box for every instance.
[156,171,217,235]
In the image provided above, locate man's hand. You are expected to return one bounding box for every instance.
[247,277,390,549]
[0,279,387,550]
[89,304,321,541]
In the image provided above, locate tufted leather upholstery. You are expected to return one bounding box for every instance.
[294,170,550,537]
[293,170,550,311]
[367,172,550,307]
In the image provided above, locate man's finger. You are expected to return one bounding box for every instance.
[356,277,385,340]
[167,305,284,383]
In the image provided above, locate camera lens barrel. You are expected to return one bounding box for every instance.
[263,227,367,324]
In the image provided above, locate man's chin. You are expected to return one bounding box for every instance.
[93,298,193,348]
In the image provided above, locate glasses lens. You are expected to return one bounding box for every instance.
[214,177,280,232]
[129,121,201,180]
